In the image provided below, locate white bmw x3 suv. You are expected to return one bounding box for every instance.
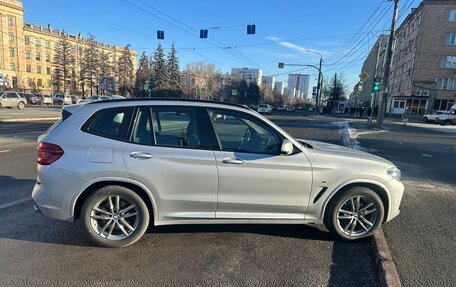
[32,99,404,247]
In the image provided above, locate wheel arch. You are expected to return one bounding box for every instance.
[72,179,158,223]
[321,180,391,224]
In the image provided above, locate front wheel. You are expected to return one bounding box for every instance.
[17,102,25,110]
[422,117,428,122]
[324,187,384,241]
[82,186,150,248]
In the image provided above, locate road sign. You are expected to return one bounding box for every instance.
[0,73,3,79]
[278,62,284,69]
[99,76,115,91]
[359,72,369,81]
[232,89,238,96]
[200,87,207,94]
[357,80,363,93]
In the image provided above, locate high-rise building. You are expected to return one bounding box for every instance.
[231,67,263,87]
[262,75,275,90]
[274,81,285,96]
[287,74,310,99]
[386,0,456,115]
[0,0,137,94]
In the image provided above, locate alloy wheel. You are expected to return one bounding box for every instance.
[336,195,378,237]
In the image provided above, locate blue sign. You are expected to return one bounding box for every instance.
[0,73,3,79]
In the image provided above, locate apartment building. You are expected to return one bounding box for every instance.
[0,0,137,94]
[231,67,263,87]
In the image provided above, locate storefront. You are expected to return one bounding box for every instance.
[389,97,428,115]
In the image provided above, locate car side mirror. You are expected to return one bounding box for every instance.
[280,139,293,155]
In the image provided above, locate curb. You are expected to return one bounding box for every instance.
[0,117,60,123]
[343,121,402,287]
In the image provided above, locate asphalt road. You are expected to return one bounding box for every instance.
[349,120,456,287]
[0,115,381,287]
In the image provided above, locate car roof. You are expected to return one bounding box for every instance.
[86,98,251,111]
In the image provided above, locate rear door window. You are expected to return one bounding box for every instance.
[82,107,133,141]
[151,107,203,148]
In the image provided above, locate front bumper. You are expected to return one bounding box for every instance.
[385,179,404,222]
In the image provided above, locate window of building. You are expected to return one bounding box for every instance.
[9,48,15,57]
[25,35,30,45]
[45,40,50,48]
[47,80,52,87]
[26,65,31,73]
[45,53,50,62]
[37,79,42,87]
[445,33,456,45]
[25,50,30,59]
[36,52,41,61]
[35,38,41,47]
[441,56,456,68]
[434,99,455,111]
[46,67,51,75]
[7,16,14,26]
[437,77,456,90]
[8,33,14,42]
[36,66,42,74]
[10,63,15,71]
[27,78,32,87]
[54,42,59,50]
[449,9,456,22]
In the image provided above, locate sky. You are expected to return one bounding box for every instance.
[22,0,421,90]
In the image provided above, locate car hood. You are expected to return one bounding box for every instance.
[297,139,395,167]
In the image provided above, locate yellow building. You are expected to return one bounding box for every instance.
[0,0,137,95]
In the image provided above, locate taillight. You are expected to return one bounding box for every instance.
[37,142,64,165]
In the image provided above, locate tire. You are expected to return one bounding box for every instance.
[444,120,452,126]
[17,102,25,110]
[423,117,428,122]
[82,185,150,248]
[324,186,384,241]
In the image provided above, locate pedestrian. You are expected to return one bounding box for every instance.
[359,107,365,118]
[402,106,411,126]
[367,107,372,117]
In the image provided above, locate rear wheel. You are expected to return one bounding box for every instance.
[324,186,384,241]
[82,185,150,247]
[422,117,428,122]
[444,120,452,126]
[17,102,25,110]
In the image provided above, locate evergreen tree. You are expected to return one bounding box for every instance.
[99,51,113,77]
[117,44,135,97]
[151,43,168,90]
[135,51,152,97]
[52,33,74,94]
[81,34,99,96]
[247,81,261,105]
[167,43,180,90]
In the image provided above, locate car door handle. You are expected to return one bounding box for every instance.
[222,157,244,165]
[129,152,153,159]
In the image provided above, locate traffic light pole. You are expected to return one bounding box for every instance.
[376,0,399,128]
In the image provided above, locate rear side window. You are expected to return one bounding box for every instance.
[82,107,133,141]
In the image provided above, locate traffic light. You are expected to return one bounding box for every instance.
[200,29,208,39]
[278,62,284,69]
[373,77,381,91]
[247,24,256,35]
[357,80,363,93]
[157,30,164,40]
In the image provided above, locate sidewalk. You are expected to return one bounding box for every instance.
[0,106,61,122]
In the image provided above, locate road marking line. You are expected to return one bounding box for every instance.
[0,150,11,153]
[0,197,32,210]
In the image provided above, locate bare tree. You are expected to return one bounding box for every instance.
[182,62,223,100]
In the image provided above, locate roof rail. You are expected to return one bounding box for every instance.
[88,97,251,110]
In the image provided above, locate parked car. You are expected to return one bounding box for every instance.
[277,105,287,111]
[79,95,111,104]
[110,95,126,100]
[33,99,404,247]
[53,94,72,105]
[24,93,44,105]
[42,94,53,105]
[287,106,296,112]
[257,104,272,115]
[435,108,456,125]
[0,91,27,109]
[422,110,449,123]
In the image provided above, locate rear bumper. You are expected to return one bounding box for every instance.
[32,182,74,222]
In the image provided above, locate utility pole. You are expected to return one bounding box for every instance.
[316,57,322,115]
[333,73,337,113]
[377,0,399,128]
